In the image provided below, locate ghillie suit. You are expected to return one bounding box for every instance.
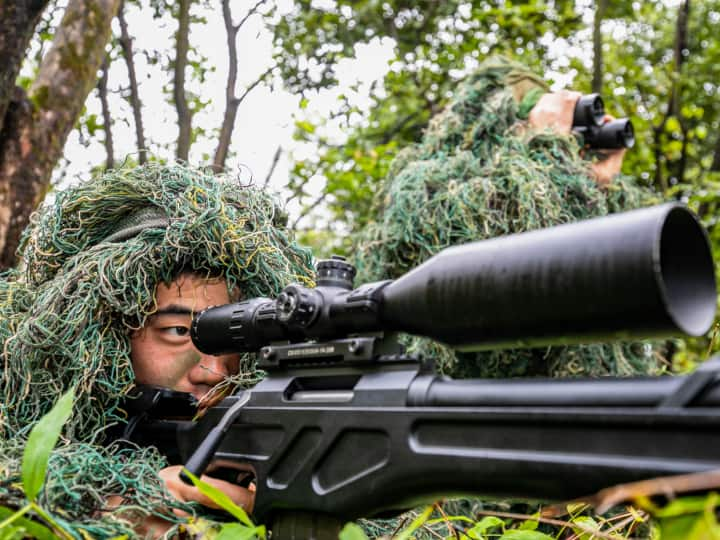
[0,164,313,537]
[353,57,664,380]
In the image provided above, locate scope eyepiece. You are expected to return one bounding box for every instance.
[191,298,287,355]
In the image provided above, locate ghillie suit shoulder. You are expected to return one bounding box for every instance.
[353,57,663,378]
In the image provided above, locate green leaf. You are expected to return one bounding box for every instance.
[659,514,719,540]
[467,516,505,538]
[499,531,554,540]
[215,523,259,540]
[653,495,712,517]
[518,515,539,531]
[570,516,599,539]
[295,120,316,134]
[0,506,57,540]
[665,116,681,133]
[181,468,253,527]
[22,387,75,501]
[395,505,435,540]
[0,526,25,540]
[339,522,369,540]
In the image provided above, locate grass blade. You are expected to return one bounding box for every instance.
[22,387,75,501]
[181,468,253,527]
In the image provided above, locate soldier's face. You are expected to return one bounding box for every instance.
[130,274,239,400]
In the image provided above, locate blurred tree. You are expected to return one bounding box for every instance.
[117,0,146,164]
[266,0,583,252]
[268,0,720,260]
[561,1,720,195]
[212,0,272,172]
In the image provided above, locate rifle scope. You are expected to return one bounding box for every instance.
[192,204,716,354]
[573,93,635,149]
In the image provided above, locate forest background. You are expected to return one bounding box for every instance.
[1,0,719,537]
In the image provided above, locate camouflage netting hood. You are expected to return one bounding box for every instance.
[0,163,313,536]
[353,56,664,379]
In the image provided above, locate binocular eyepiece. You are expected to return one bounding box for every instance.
[573,93,635,149]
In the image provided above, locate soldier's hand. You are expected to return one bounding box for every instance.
[528,90,581,134]
[124,465,256,537]
[159,464,256,512]
[529,94,626,186]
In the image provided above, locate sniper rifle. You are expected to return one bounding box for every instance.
[123,203,720,539]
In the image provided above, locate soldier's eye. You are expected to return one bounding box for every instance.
[164,326,189,337]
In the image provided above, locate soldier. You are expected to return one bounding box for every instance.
[0,163,313,537]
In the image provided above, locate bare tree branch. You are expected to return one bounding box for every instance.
[212,0,270,172]
[97,53,114,169]
[237,66,271,104]
[292,192,327,230]
[711,136,720,172]
[236,0,267,31]
[591,0,607,94]
[263,145,282,188]
[174,0,192,161]
[117,0,147,164]
[652,0,689,190]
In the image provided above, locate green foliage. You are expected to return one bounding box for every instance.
[340,522,371,540]
[22,387,74,501]
[0,388,76,539]
[267,0,584,251]
[394,505,435,540]
[268,1,720,255]
[183,468,266,539]
[499,532,553,540]
[0,507,57,540]
[467,515,504,538]
[636,493,720,540]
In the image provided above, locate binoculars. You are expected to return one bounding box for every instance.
[573,93,634,149]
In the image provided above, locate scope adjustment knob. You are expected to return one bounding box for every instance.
[316,255,356,289]
[276,284,320,328]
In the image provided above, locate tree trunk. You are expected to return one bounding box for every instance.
[98,54,114,170]
[591,0,607,95]
[652,0,689,191]
[0,0,121,269]
[668,0,689,118]
[711,136,720,172]
[212,0,240,172]
[263,145,282,188]
[212,0,268,172]
[0,0,50,134]
[118,0,147,164]
[174,0,192,161]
